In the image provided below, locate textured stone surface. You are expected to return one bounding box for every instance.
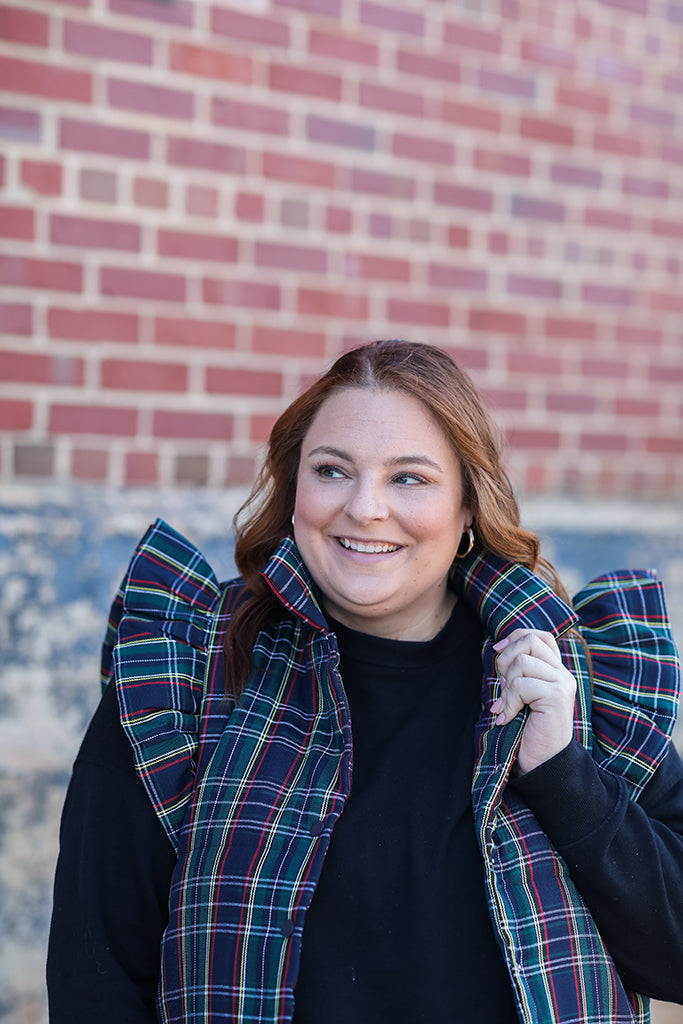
[1,486,681,1023]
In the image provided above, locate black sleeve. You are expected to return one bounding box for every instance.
[47,681,177,1023]
[512,738,683,1003]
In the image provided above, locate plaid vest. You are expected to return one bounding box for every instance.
[101,519,680,1024]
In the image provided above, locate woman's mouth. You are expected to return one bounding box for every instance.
[338,537,402,554]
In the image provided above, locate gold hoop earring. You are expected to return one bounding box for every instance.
[454,526,475,559]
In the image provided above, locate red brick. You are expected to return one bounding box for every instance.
[545,317,597,341]
[226,455,258,485]
[235,192,264,221]
[345,253,411,282]
[473,148,531,177]
[479,68,536,100]
[80,169,117,203]
[309,27,379,65]
[444,20,501,52]
[0,205,34,240]
[298,287,369,319]
[480,387,527,411]
[155,316,236,350]
[582,283,633,306]
[0,256,82,293]
[101,358,188,391]
[108,77,194,119]
[434,183,492,212]
[108,0,193,26]
[580,433,629,452]
[387,298,450,326]
[64,19,153,64]
[646,435,683,454]
[651,218,683,238]
[392,132,454,165]
[206,366,283,396]
[615,323,661,347]
[614,398,659,417]
[469,309,526,335]
[629,102,675,129]
[269,62,342,101]
[397,47,461,83]
[551,162,602,188]
[440,99,501,133]
[0,5,49,46]
[133,177,168,208]
[60,117,149,159]
[359,81,424,117]
[251,325,325,357]
[13,443,54,476]
[555,84,610,116]
[360,1,424,34]
[174,452,210,487]
[125,451,159,486]
[49,403,138,436]
[487,230,508,254]
[507,429,560,450]
[0,351,84,386]
[167,136,246,174]
[507,352,562,375]
[593,130,642,157]
[368,212,392,237]
[0,399,33,430]
[519,115,574,147]
[448,225,470,248]
[660,143,683,166]
[308,115,375,151]
[211,6,290,46]
[100,267,186,302]
[622,174,669,199]
[428,264,487,290]
[351,168,415,199]
[326,206,353,232]
[0,55,91,103]
[0,105,41,142]
[256,242,327,273]
[170,41,252,82]
[49,307,139,343]
[0,303,32,334]
[72,448,109,481]
[213,97,288,135]
[546,393,596,413]
[20,159,62,196]
[648,291,683,313]
[583,206,632,231]
[512,195,565,222]
[594,53,642,85]
[153,410,234,440]
[51,214,140,251]
[263,151,336,188]
[185,186,219,218]
[203,278,280,310]
[508,273,562,300]
[158,229,238,263]
[582,358,628,378]
[521,38,576,69]
[274,0,341,16]
[251,413,278,443]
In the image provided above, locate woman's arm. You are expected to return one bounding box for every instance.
[47,682,176,1023]
[512,737,683,1003]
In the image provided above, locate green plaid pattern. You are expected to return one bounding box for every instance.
[103,520,680,1023]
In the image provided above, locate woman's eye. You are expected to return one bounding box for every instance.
[313,463,346,479]
[393,472,427,485]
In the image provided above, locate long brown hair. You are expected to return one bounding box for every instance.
[224,339,567,695]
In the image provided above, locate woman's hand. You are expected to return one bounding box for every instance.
[490,629,577,776]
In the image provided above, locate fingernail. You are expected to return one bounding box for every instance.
[490,697,503,713]
[492,637,509,651]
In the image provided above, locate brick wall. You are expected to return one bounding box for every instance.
[1,0,683,497]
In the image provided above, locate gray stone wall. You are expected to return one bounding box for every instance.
[1,486,682,1024]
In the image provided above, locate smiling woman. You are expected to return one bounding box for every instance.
[48,340,683,1024]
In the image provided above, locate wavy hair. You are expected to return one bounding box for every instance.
[224,339,567,695]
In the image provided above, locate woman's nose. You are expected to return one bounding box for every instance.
[344,479,388,523]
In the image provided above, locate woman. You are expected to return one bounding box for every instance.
[48,339,683,1024]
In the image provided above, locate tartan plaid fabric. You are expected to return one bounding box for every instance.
[103,520,680,1024]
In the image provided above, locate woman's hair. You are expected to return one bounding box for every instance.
[224,339,567,695]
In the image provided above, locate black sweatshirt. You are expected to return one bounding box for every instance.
[48,601,683,1022]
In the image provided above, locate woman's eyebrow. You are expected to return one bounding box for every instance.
[306,445,443,471]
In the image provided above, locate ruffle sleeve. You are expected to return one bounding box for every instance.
[99,519,223,849]
[573,569,681,798]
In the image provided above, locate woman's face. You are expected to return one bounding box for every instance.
[293,387,471,641]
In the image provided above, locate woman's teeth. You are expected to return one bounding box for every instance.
[339,538,400,553]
